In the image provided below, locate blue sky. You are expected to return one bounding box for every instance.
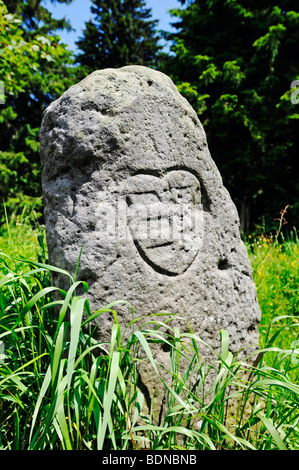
[42,0,183,53]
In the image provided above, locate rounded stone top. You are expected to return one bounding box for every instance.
[44,65,196,124]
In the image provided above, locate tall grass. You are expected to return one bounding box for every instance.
[0,208,299,450]
[0,252,299,450]
[0,202,45,263]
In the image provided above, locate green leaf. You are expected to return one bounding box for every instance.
[67,297,85,390]
[29,365,52,443]
[260,416,287,450]
[13,286,58,328]
[97,351,120,449]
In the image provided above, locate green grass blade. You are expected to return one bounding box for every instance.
[134,330,196,412]
[55,281,86,333]
[67,297,85,390]
[133,330,160,376]
[81,300,130,327]
[261,416,288,450]
[0,325,36,341]
[0,353,48,387]
[97,351,120,450]
[56,375,73,450]
[220,329,229,361]
[51,323,65,388]
[29,364,52,443]
[12,286,58,327]
[86,358,100,424]
[254,378,299,395]
[0,252,73,280]
[0,272,14,287]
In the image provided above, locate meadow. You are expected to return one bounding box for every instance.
[0,206,298,450]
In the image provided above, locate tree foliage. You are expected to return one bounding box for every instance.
[0,0,75,218]
[75,0,163,75]
[4,0,74,35]
[163,0,299,231]
[0,0,297,232]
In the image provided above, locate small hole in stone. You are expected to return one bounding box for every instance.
[247,324,256,332]
[162,343,170,352]
[218,258,230,270]
[147,80,153,86]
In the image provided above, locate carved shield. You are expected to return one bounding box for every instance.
[124,170,204,276]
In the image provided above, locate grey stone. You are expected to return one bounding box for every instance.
[40,65,260,370]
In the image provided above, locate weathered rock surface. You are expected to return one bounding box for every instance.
[40,66,260,367]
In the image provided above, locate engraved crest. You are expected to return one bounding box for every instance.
[124,170,204,276]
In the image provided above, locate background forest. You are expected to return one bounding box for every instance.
[0,0,298,234]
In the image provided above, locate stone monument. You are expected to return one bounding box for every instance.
[40,66,260,371]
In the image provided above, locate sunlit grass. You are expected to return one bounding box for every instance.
[0,204,45,268]
[247,230,299,352]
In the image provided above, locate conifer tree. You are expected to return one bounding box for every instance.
[163,0,299,231]
[75,0,163,73]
